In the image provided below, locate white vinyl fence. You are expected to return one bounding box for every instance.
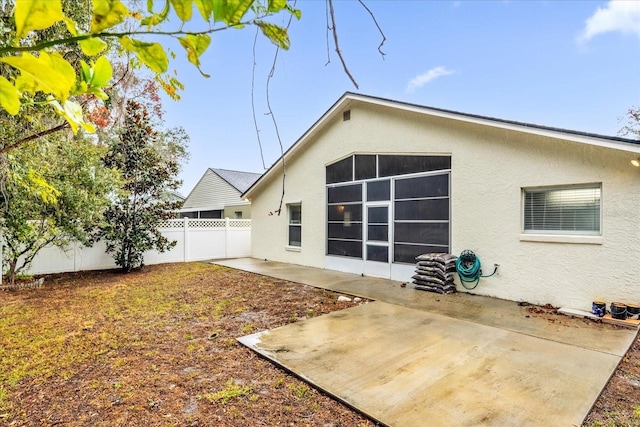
[12,218,251,276]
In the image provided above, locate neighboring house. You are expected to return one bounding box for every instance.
[242,92,640,311]
[180,168,261,219]
[163,191,185,204]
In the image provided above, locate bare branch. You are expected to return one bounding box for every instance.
[266,46,286,216]
[265,0,298,216]
[324,0,332,66]
[327,0,359,89]
[357,0,387,59]
[0,123,69,155]
[251,28,267,170]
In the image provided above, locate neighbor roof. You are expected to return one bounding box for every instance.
[243,92,640,199]
[211,168,262,193]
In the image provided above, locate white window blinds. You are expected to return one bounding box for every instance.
[523,185,601,234]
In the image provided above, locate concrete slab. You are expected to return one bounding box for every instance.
[218,258,639,426]
[239,302,621,426]
[217,258,635,356]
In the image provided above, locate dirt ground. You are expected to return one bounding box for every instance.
[1,262,638,426]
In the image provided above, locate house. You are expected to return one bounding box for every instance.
[180,168,261,219]
[242,92,640,311]
[163,190,185,204]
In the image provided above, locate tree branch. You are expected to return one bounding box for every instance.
[327,0,359,89]
[265,0,297,216]
[0,18,273,55]
[0,123,69,154]
[357,0,387,59]
[251,28,267,170]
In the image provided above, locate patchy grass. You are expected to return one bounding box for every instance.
[1,261,638,426]
[0,262,375,426]
[200,379,253,404]
[583,324,640,427]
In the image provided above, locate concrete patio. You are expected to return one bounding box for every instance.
[215,258,638,426]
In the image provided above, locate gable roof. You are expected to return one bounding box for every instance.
[243,92,640,199]
[210,168,261,193]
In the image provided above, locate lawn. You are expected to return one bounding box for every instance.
[1,262,638,426]
[0,262,375,426]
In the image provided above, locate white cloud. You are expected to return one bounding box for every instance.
[578,0,640,43]
[406,67,456,93]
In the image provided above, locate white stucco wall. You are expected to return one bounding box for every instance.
[249,102,640,311]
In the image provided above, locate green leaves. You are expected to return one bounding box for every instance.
[0,76,21,115]
[171,0,194,22]
[268,0,287,13]
[194,0,215,21]
[79,38,108,56]
[212,0,254,25]
[91,0,129,33]
[14,0,65,41]
[50,99,96,134]
[2,0,303,134]
[121,37,169,74]
[77,56,113,99]
[255,21,290,49]
[178,34,211,77]
[141,0,170,26]
[1,51,76,101]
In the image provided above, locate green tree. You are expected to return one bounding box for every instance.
[1,133,119,285]
[100,100,188,272]
[0,0,300,143]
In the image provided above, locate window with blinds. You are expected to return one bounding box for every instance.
[523,185,601,234]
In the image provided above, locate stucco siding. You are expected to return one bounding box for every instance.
[223,204,252,219]
[183,169,244,210]
[250,103,640,310]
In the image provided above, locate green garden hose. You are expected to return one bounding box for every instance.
[455,250,498,290]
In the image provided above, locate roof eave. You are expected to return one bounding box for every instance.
[242,92,640,199]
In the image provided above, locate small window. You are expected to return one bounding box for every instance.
[200,210,223,219]
[327,184,362,203]
[367,180,390,201]
[523,185,601,234]
[355,155,376,180]
[288,204,302,247]
[378,155,451,177]
[326,156,353,184]
[181,211,198,219]
[234,211,243,219]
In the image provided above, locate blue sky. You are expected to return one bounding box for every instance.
[158,1,640,195]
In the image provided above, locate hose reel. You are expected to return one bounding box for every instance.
[455,250,498,290]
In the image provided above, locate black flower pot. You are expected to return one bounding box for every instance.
[610,302,627,320]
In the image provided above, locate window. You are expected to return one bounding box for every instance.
[326,154,451,185]
[366,180,390,201]
[234,211,243,219]
[180,211,198,219]
[327,184,363,258]
[378,155,451,178]
[355,155,376,180]
[326,156,353,184]
[325,155,452,263]
[523,185,601,234]
[200,210,223,219]
[288,204,302,247]
[393,173,450,263]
